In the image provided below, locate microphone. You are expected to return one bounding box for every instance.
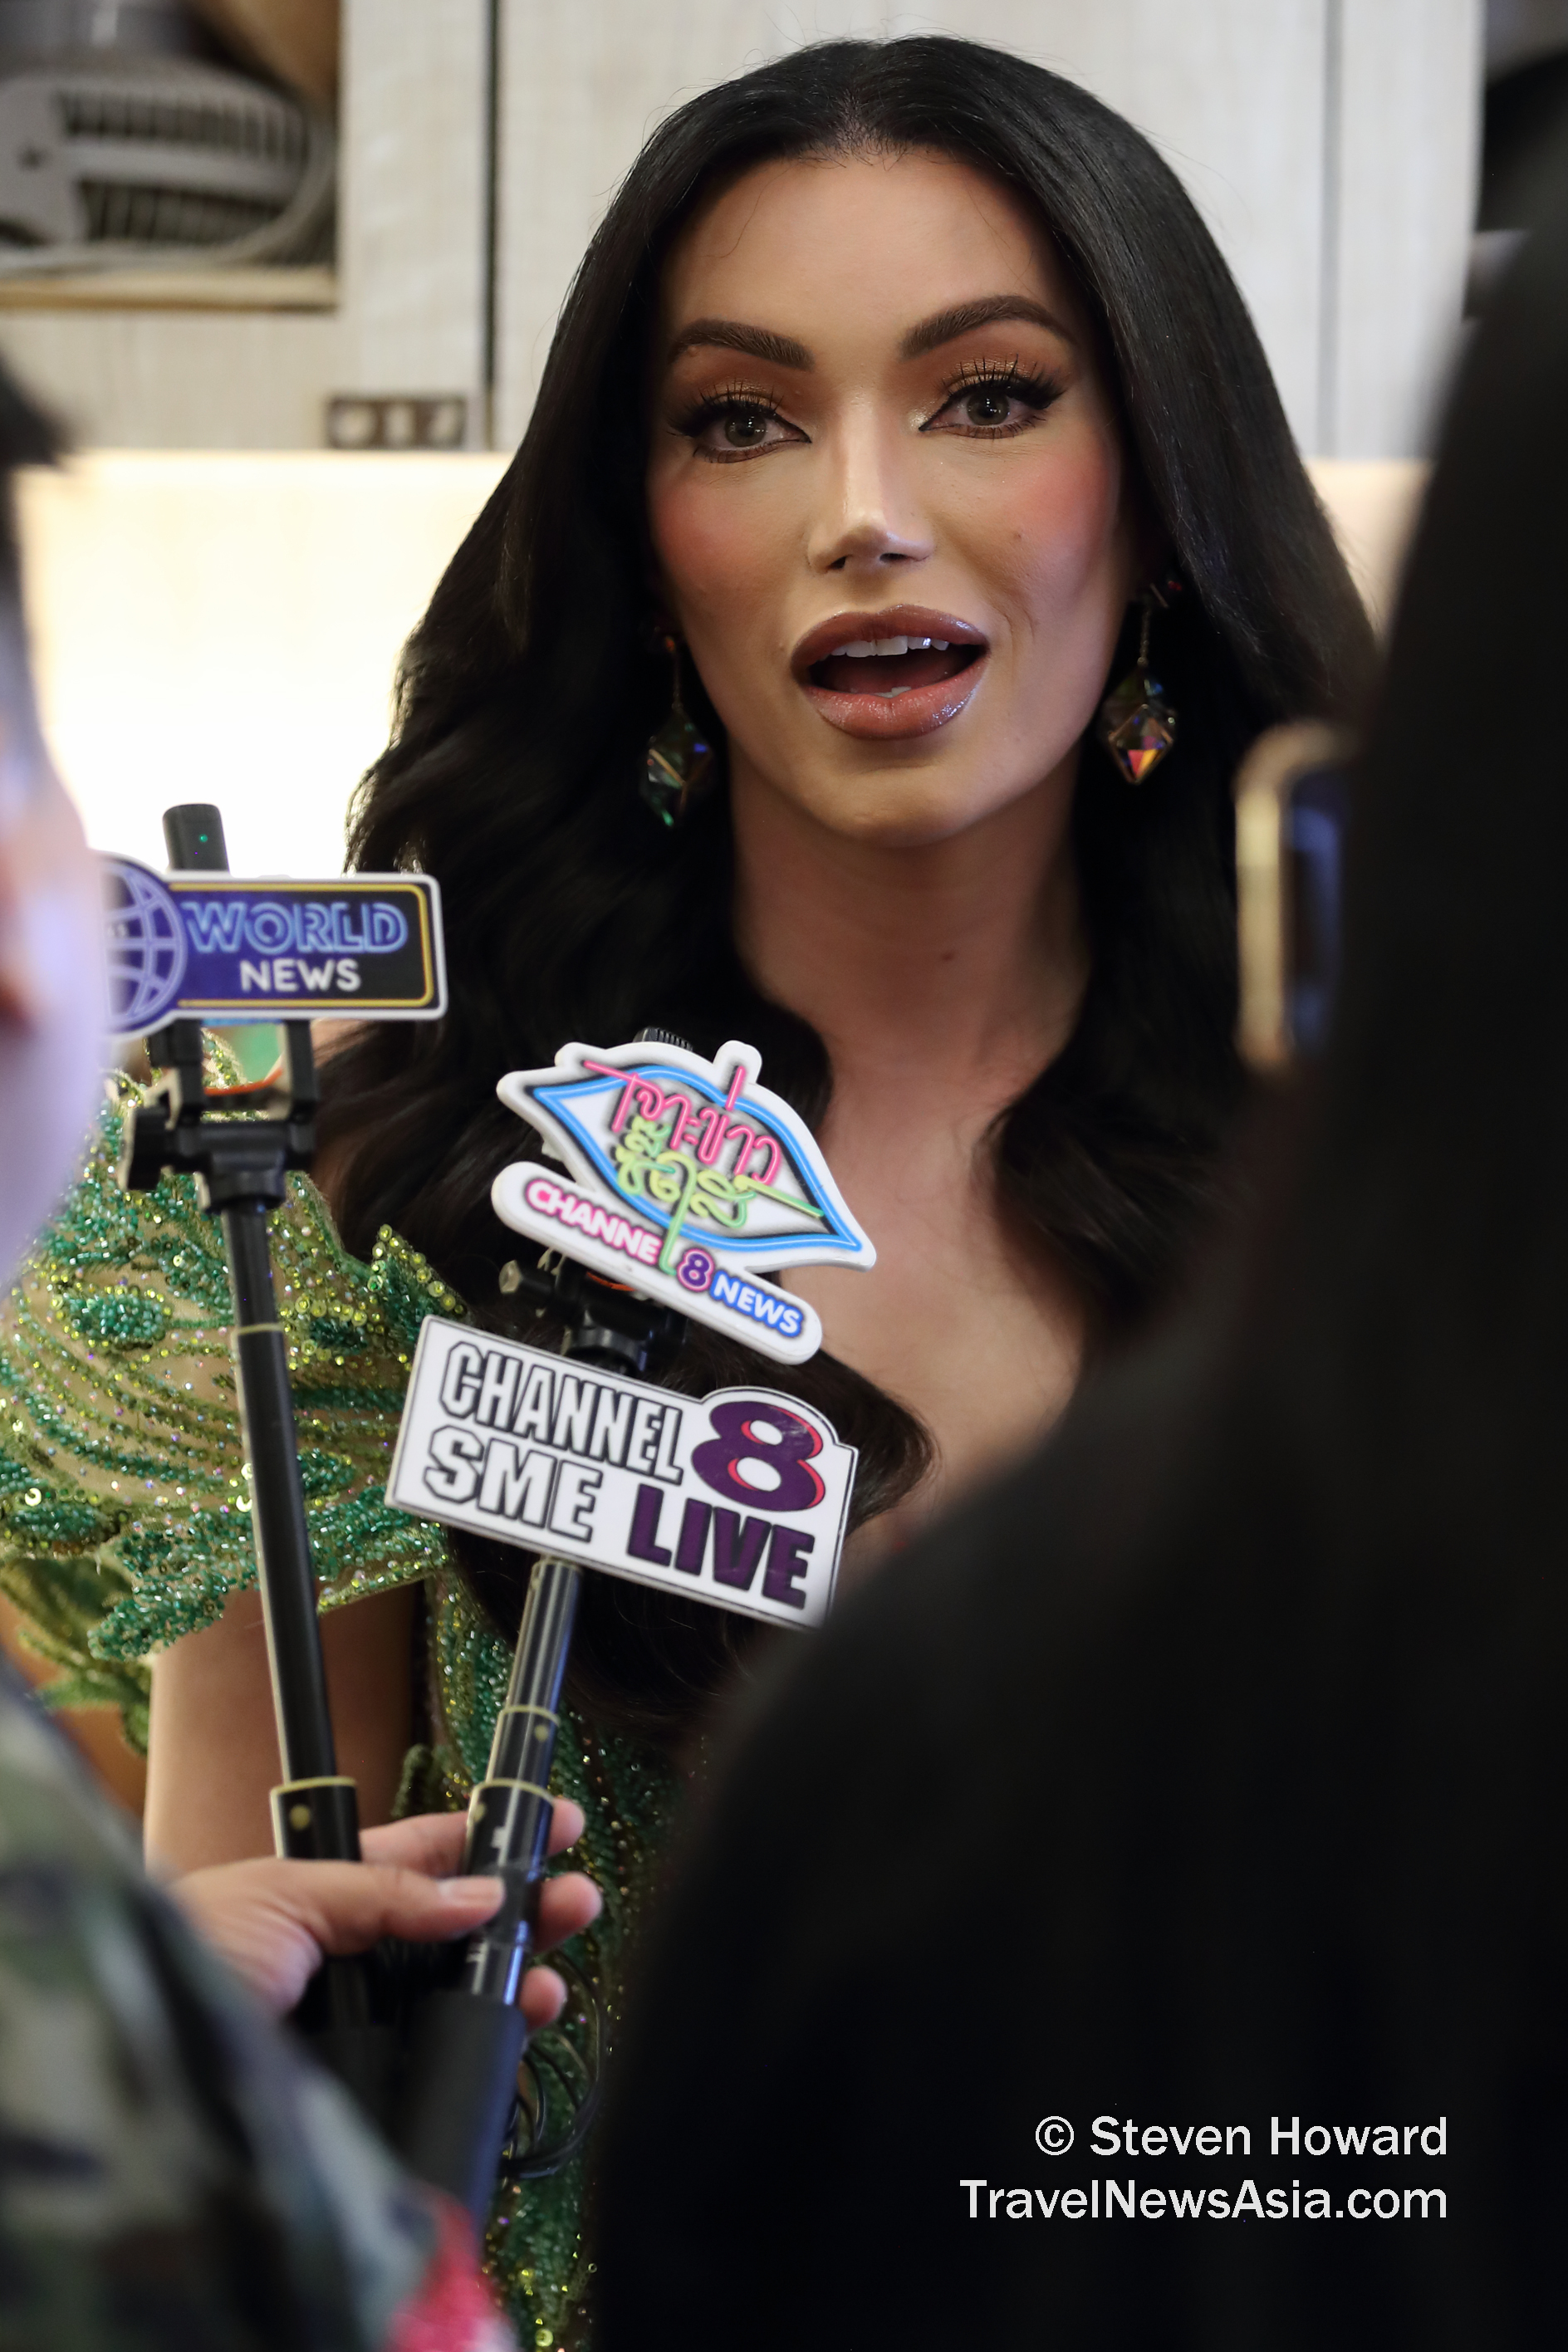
[120,806,396,2119]
[394,1044,689,2221]
[389,1026,871,2218]
[111,823,875,2223]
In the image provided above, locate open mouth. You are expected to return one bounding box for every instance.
[808,634,983,698]
[793,607,989,739]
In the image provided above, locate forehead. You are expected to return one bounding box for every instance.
[659,147,1088,352]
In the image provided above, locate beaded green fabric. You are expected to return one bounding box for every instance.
[0,1081,682,2350]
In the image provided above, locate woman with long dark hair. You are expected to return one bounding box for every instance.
[0,37,1370,2344]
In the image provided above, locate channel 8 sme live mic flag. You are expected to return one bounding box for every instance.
[102,857,446,1033]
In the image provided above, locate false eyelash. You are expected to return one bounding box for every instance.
[672,381,789,438]
[938,357,1064,409]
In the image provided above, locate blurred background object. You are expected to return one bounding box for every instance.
[1485,0,1568,76]
[187,0,337,110]
[0,0,203,56]
[15,447,502,873]
[0,0,334,277]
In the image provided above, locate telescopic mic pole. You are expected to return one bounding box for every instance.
[121,805,392,2117]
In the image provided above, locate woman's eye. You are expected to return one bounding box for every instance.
[690,401,800,458]
[928,376,1055,437]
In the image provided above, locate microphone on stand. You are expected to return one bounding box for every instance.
[124,805,395,2121]
[394,1044,689,2222]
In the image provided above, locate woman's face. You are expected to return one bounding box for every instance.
[647,147,1142,850]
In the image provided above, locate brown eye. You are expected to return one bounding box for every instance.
[925,369,1058,439]
[685,397,801,459]
[962,385,1013,427]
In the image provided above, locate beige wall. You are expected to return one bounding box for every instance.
[17,451,1426,880]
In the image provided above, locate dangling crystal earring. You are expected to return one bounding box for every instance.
[1097,595,1178,784]
[640,634,715,827]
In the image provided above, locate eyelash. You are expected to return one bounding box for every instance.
[674,382,795,462]
[673,360,1066,461]
[929,361,1064,434]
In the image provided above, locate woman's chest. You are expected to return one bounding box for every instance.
[787,1134,1082,1518]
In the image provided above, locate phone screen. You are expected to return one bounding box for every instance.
[1285,762,1349,1056]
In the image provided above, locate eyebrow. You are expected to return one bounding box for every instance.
[664,293,1076,375]
[666,317,814,369]
[899,296,1077,360]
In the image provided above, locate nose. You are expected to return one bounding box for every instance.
[806,406,933,575]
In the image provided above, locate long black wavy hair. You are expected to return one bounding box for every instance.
[319,37,1374,1740]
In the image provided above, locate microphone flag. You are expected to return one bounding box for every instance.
[491,1036,875,1366]
[388,1318,855,1627]
[101,855,446,1032]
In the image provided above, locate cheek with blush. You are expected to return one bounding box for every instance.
[648,481,801,733]
[960,439,1132,733]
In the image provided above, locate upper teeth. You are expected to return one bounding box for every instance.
[834,635,949,658]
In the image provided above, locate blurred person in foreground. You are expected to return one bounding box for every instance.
[595,139,1568,2352]
[0,365,599,2350]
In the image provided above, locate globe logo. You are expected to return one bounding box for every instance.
[103,858,189,1033]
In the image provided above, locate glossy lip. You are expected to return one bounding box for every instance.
[791,605,989,742]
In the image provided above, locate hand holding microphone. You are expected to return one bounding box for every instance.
[173,1802,600,2020]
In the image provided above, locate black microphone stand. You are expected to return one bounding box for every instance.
[395,1252,686,2220]
[120,804,393,2119]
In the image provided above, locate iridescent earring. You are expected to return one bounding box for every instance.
[1097,593,1178,784]
[640,634,715,827]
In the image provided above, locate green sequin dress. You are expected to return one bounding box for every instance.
[0,1081,683,2352]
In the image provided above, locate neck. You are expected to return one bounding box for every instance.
[730,754,1085,1124]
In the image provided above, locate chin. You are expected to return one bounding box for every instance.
[815,776,1010,850]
